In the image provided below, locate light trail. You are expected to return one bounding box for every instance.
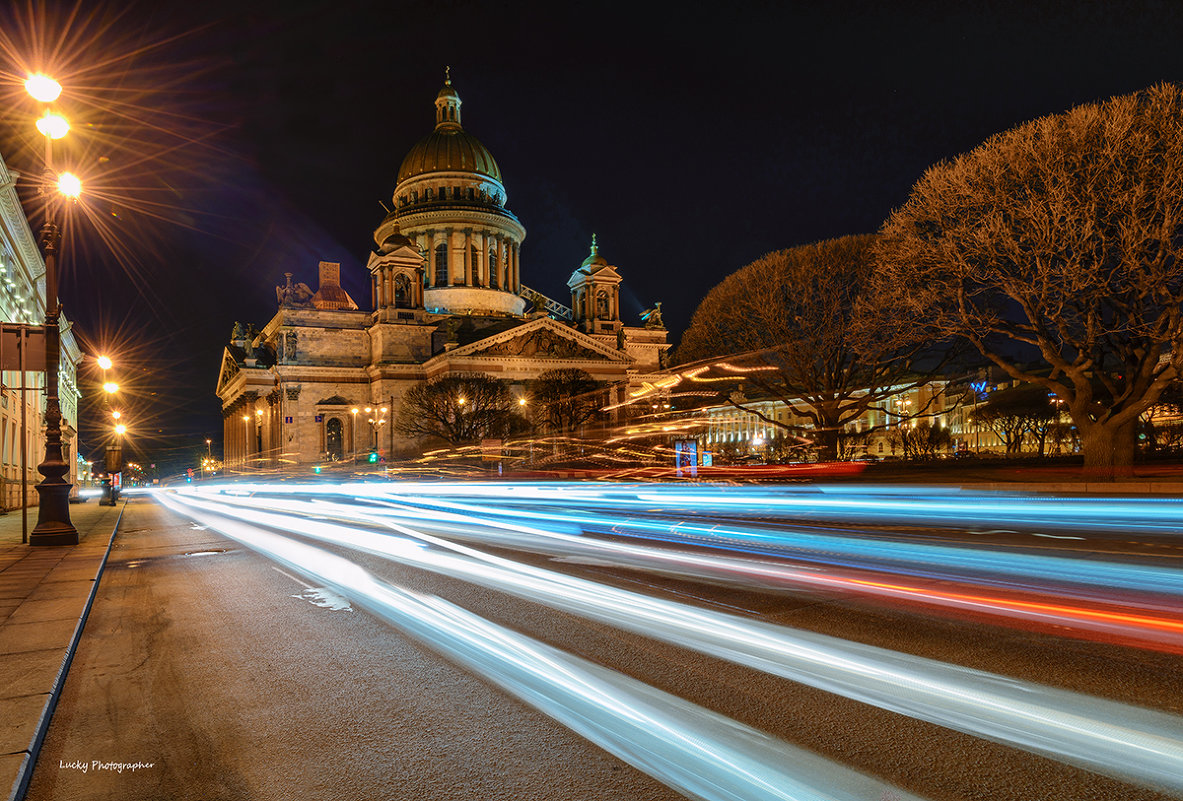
[369,491,1183,598]
[192,485,1183,652]
[155,492,929,801]
[162,487,1183,796]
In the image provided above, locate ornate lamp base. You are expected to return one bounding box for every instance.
[29,482,79,546]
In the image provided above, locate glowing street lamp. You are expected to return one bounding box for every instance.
[103,381,119,394]
[114,423,127,436]
[24,74,62,103]
[57,172,81,198]
[26,72,79,545]
[111,410,121,420]
[97,355,112,371]
[35,111,69,140]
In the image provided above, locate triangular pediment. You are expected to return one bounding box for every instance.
[432,317,629,364]
[215,348,241,396]
[568,263,623,288]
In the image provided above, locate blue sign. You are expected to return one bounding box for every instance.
[314,414,323,422]
[285,416,293,424]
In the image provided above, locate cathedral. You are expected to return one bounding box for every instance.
[216,75,670,465]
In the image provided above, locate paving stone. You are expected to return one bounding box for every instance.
[0,692,48,753]
[7,597,86,625]
[0,648,63,699]
[0,619,76,656]
[24,580,93,603]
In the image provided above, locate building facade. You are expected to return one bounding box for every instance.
[217,77,670,466]
[0,151,83,508]
[692,370,1072,461]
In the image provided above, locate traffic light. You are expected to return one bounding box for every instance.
[367,450,379,463]
[313,465,322,474]
[186,468,194,482]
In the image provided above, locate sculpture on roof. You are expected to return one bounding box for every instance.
[641,301,664,329]
[276,272,315,308]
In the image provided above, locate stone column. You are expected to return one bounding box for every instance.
[497,236,506,290]
[511,243,520,292]
[450,229,462,286]
[463,228,472,286]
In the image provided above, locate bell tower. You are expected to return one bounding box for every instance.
[568,234,623,334]
[368,226,427,323]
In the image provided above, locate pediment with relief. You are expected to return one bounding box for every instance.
[442,318,627,363]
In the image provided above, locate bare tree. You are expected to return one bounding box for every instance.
[887,421,951,460]
[676,235,946,460]
[529,369,605,435]
[394,374,519,446]
[874,84,1183,478]
[970,384,1056,456]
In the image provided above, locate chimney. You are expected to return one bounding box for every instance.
[318,261,341,288]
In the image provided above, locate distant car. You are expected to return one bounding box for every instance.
[953,450,978,459]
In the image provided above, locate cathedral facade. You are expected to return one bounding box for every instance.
[216,76,669,466]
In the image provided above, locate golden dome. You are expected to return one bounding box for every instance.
[396,128,502,184]
[581,234,608,268]
[396,74,501,185]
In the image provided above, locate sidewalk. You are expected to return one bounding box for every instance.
[0,500,124,801]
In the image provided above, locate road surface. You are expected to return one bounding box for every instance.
[25,482,1183,801]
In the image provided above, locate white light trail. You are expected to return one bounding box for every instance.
[156,492,927,801]
[163,488,1183,796]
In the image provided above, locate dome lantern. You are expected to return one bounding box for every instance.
[434,66,462,130]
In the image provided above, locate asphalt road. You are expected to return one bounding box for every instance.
[24,486,1183,801]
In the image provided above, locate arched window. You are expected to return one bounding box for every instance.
[488,247,499,289]
[471,245,481,286]
[596,289,610,319]
[394,273,411,307]
[326,418,344,461]
[434,242,449,286]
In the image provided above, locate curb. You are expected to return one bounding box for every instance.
[7,501,127,801]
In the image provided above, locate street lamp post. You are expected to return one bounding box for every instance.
[27,74,78,545]
[366,408,387,453]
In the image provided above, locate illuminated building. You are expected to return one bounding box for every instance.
[217,76,670,465]
[0,150,83,507]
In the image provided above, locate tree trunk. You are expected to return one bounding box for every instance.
[1079,419,1137,480]
[816,421,841,462]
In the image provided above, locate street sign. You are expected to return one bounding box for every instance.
[0,324,46,372]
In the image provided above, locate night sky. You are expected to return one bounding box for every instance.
[3,0,1183,473]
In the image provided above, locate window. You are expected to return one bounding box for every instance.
[489,247,499,289]
[434,242,449,285]
[596,289,609,319]
[394,273,411,308]
[471,245,481,286]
